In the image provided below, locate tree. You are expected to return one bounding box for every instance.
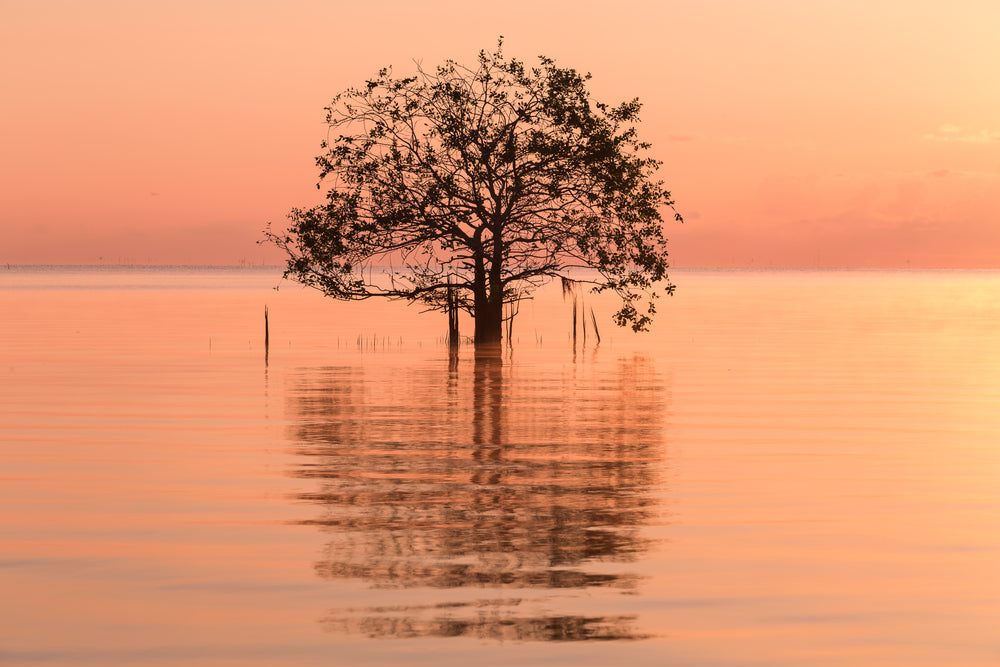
[265,40,682,348]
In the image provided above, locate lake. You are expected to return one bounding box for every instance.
[2,266,999,666]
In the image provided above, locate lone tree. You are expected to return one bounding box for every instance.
[266,40,682,347]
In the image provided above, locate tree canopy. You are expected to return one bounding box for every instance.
[265,40,682,346]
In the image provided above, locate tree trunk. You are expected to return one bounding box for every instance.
[473,290,503,348]
[472,244,504,349]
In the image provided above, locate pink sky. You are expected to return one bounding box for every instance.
[3,0,998,267]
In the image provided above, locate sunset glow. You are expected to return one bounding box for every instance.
[3,0,998,266]
[5,5,1000,661]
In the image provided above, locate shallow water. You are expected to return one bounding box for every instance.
[2,267,999,666]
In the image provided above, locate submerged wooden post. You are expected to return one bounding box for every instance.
[447,280,459,349]
[573,297,578,347]
[590,306,601,345]
[561,277,579,350]
[264,305,270,358]
[504,298,518,349]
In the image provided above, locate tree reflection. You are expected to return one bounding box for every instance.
[288,352,668,641]
[319,599,644,642]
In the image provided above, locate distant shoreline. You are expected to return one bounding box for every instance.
[3,264,999,273]
[1,264,286,271]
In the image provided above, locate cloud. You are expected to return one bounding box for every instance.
[918,167,1000,181]
[923,124,1000,143]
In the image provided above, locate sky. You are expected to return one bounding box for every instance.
[2,0,998,267]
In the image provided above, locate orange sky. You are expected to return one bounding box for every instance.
[2,0,998,267]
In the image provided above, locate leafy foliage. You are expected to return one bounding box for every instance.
[265,39,682,338]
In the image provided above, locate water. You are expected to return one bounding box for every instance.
[2,267,1000,666]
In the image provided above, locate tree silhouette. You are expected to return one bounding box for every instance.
[266,40,682,347]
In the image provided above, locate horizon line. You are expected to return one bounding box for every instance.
[4,263,1000,272]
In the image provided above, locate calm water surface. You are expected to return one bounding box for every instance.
[2,267,1000,666]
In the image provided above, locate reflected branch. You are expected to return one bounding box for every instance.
[321,599,649,641]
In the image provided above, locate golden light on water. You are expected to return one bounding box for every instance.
[3,267,1000,665]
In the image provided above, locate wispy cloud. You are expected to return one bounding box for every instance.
[924,124,1000,143]
[918,168,1000,180]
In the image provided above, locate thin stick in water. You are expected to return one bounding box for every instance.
[589,306,600,345]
